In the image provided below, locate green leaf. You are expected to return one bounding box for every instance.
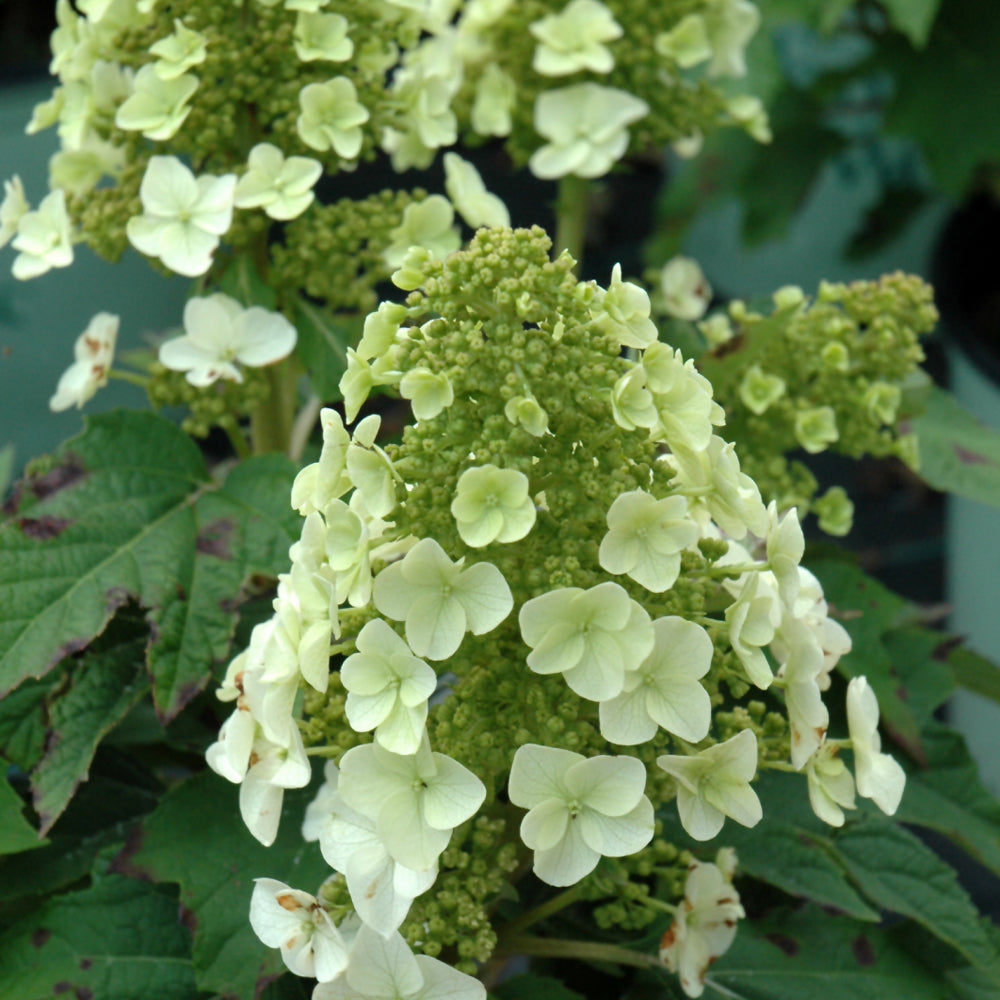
[117,768,329,998]
[881,0,941,47]
[835,818,999,971]
[809,558,923,757]
[947,644,1000,703]
[219,253,278,311]
[895,722,1000,879]
[0,875,196,999]
[493,973,586,1000]
[30,618,149,835]
[707,905,950,999]
[0,771,45,856]
[0,677,49,770]
[0,412,299,721]
[910,387,1000,508]
[294,297,355,400]
[879,3,1000,197]
[881,628,954,727]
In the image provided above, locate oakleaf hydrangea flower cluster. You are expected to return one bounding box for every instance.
[3,0,771,429]
[207,227,907,998]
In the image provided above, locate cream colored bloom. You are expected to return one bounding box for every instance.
[297,77,369,159]
[443,153,509,229]
[126,156,235,277]
[114,63,197,140]
[529,0,623,76]
[294,11,353,62]
[158,293,297,386]
[234,143,322,221]
[11,189,74,280]
[451,464,536,547]
[657,729,762,841]
[50,312,118,411]
[529,84,648,180]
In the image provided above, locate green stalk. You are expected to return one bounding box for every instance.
[498,886,583,938]
[554,174,590,268]
[250,361,298,455]
[494,935,661,970]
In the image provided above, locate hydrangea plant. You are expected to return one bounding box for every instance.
[1,2,1000,1000]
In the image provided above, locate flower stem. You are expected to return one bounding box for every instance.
[494,935,661,970]
[108,368,150,389]
[251,361,299,454]
[220,418,251,460]
[554,174,589,268]
[499,886,583,937]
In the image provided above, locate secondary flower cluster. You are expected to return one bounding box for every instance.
[207,227,906,999]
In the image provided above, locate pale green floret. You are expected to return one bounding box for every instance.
[864,382,902,425]
[49,140,124,197]
[341,619,437,755]
[846,676,905,816]
[504,394,548,437]
[724,571,780,690]
[392,246,434,291]
[373,538,513,660]
[149,19,208,79]
[764,502,804,608]
[340,348,403,423]
[297,78,370,159]
[813,486,853,537]
[356,302,409,361]
[471,63,516,136]
[738,364,785,416]
[529,0,623,77]
[704,0,761,78]
[450,464,536,548]
[529,84,649,180]
[399,368,454,421]
[294,11,353,62]
[338,736,486,871]
[114,64,198,141]
[642,344,724,453]
[11,189,73,280]
[794,405,839,454]
[821,341,850,371]
[598,616,713,745]
[657,728,763,841]
[519,582,654,702]
[610,366,657,432]
[655,14,711,69]
[657,256,712,321]
[509,744,653,887]
[772,285,805,310]
[593,264,657,349]
[384,196,460,268]
[443,153,510,229]
[234,143,323,221]
[805,742,856,827]
[726,94,771,143]
[598,490,699,593]
[0,176,28,249]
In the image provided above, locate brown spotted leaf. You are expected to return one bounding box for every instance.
[0,411,299,722]
[707,905,951,999]
[909,386,1000,508]
[116,769,328,998]
[0,874,195,999]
